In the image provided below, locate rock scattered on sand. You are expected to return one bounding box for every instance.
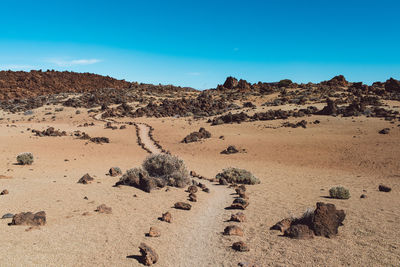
[189,193,197,202]
[230,212,246,222]
[271,218,293,232]
[284,224,314,239]
[11,211,46,226]
[379,184,392,192]
[109,167,122,177]
[77,173,94,184]
[32,127,67,137]
[379,128,390,134]
[139,242,158,266]
[224,225,244,236]
[0,189,9,195]
[202,187,210,193]
[95,204,112,214]
[187,185,198,194]
[90,137,110,144]
[229,198,249,210]
[232,241,249,252]
[174,202,192,210]
[182,127,211,143]
[161,211,172,223]
[221,145,239,154]
[148,227,161,237]
[312,202,345,238]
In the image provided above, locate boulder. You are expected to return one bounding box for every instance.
[11,211,46,226]
[139,243,158,266]
[311,202,345,237]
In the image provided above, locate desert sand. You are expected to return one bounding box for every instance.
[0,96,399,267]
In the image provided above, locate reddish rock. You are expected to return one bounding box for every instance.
[311,202,345,238]
[224,225,244,236]
[161,212,172,223]
[11,211,46,226]
[139,243,158,266]
[148,227,161,237]
[232,241,249,252]
[188,193,197,202]
[187,185,198,194]
[230,212,246,222]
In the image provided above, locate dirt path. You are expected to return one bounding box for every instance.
[136,123,163,154]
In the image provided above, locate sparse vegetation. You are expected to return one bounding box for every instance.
[142,154,190,187]
[329,186,350,199]
[16,152,34,165]
[216,167,260,185]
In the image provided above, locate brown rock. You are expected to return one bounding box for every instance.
[0,189,9,195]
[202,187,210,193]
[95,204,112,214]
[161,211,172,223]
[77,173,94,184]
[139,243,158,266]
[224,225,244,236]
[312,202,345,237]
[230,212,246,222]
[11,211,46,226]
[174,202,192,210]
[187,185,198,194]
[189,193,197,202]
[109,167,122,177]
[271,218,293,232]
[284,224,314,239]
[232,241,249,252]
[229,198,249,210]
[148,227,161,237]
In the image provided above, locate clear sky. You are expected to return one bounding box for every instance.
[0,0,399,89]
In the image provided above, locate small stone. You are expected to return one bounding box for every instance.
[95,204,112,214]
[1,213,14,219]
[187,185,198,194]
[161,211,172,223]
[379,184,391,192]
[109,167,122,177]
[189,193,197,202]
[174,202,192,210]
[139,243,158,266]
[360,194,367,198]
[0,189,9,195]
[224,225,244,236]
[202,187,210,193]
[77,173,94,184]
[148,227,161,237]
[284,224,314,239]
[11,211,46,226]
[230,212,246,222]
[271,218,293,232]
[232,241,249,252]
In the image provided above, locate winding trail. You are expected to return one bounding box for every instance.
[93,113,234,266]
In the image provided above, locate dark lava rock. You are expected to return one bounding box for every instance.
[284,224,314,239]
[219,178,229,185]
[78,173,94,184]
[379,185,391,192]
[229,198,249,210]
[232,241,249,252]
[385,78,400,92]
[138,243,158,266]
[90,137,110,144]
[182,127,211,143]
[11,211,46,226]
[379,128,390,134]
[109,167,122,177]
[32,127,67,137]
[221,145,239,154]
[223,76,239,89]
[311,202,345,238]
[174,202,192,210]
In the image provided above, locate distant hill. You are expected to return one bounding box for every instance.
[0,70,196,101]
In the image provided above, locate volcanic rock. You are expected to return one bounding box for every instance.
[224,225,244,236]
[232,241,249,252]
[138,243,158,266]
[311,202,345,238]
[11,211,46,226]
[161,212,172,223]
[78,173,94,184]
[284,224,314,239]
[174,202,192,210]
[379,185,391,192]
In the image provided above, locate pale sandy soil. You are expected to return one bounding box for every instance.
[0,101,399,266]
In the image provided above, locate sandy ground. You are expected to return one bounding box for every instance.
[0,102,399,266]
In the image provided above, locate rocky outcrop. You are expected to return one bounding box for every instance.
[182,128,211,143]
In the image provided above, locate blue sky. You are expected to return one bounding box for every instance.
[0,0,399,89]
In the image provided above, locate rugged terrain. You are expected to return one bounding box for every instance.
[0,71,399,266]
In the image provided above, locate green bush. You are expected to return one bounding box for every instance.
[17,152,34,165]
[329,186,350,199]
[142,154,190,188]
[216,168,260,185]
